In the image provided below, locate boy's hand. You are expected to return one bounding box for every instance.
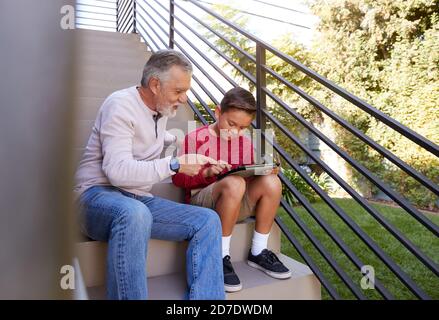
[202,163,231,178]
[216,160,232,170]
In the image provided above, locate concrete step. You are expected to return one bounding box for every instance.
[76,43,147,59]
[77,54,146,69]
[85,254,321,300]
[76,64,144,81]
[78,54,149,70]
[76,32,141,47]
[75,217,281,287]
[75,29,140,42]
[76,39,144,53]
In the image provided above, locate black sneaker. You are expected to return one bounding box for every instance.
[223,255,242,292]
[247,249,292,279]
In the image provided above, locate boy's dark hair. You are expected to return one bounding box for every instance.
[220,87,256,114]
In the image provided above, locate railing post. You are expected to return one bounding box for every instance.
[256,42,266,163]
[132,0,137,33]
[169,0,175,48]
[116,0,119,32]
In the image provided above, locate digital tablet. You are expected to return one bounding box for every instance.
[217,163,279,180]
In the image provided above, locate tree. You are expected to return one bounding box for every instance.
[198,0,438,208]
[310,0,439,208]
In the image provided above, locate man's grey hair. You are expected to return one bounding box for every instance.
[140,50,193,87]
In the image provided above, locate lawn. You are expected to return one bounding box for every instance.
[278,198,439,300]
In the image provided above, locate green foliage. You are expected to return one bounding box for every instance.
[192,101,216,124]
[310,0,439,208]
[282,168,333,206]
[201,0,438,208]
[202,4,256,89]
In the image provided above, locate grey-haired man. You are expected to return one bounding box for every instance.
[74,50,225,300]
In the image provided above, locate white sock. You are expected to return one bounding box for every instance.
[251,230,270,256]
[222,235,232,258]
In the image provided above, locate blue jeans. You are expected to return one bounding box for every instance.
[77,185,225,300]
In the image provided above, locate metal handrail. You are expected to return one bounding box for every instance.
[134,0,437,298]
[185,0,439,157]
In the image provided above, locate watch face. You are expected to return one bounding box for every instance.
[171,158,180,171]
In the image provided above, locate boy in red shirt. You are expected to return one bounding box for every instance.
[172,87,291,292]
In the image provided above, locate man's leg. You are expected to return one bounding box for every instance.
[138,196,225,300]
[78,186,152,300]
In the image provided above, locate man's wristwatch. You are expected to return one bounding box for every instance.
[169,157,180,173]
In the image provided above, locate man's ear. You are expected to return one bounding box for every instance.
[149,77,161,95]
[214,105,221,120]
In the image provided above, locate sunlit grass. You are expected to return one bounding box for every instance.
[278,198,439,300]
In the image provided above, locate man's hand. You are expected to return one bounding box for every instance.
[178,154,218,166]
[271,166,280,175]
[177,154,226,177]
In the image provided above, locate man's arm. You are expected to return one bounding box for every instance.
[172,134,217,189]
[99,100,174,188]
[164,130,177,146]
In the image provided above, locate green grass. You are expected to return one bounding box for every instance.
[278,198,439,300]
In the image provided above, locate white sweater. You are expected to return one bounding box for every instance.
[74,86,176,199]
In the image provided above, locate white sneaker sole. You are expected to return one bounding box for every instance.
[247,261,292,279]
[224,283,242,292]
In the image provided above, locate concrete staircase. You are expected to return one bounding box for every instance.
[72,29,321,300]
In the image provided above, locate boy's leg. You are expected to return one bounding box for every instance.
[190,175,246,293]
[246,174,292,279]
[246,174,282,234]
[77,186,152,300]
[138,196,225,300]
[212,175,246,236]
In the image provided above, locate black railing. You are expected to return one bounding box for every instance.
[83,0,439,300]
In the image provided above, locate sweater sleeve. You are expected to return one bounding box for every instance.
[99,99,174,188]
[164,130,177,146]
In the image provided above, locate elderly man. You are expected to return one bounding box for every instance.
[74,50,224,300]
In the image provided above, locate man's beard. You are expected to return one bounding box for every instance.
[157,103,178,118]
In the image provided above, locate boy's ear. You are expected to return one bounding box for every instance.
[214,105,221,119]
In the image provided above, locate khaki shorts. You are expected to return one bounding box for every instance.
[190,182,255,222]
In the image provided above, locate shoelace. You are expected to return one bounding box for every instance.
[261,250,281,265]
